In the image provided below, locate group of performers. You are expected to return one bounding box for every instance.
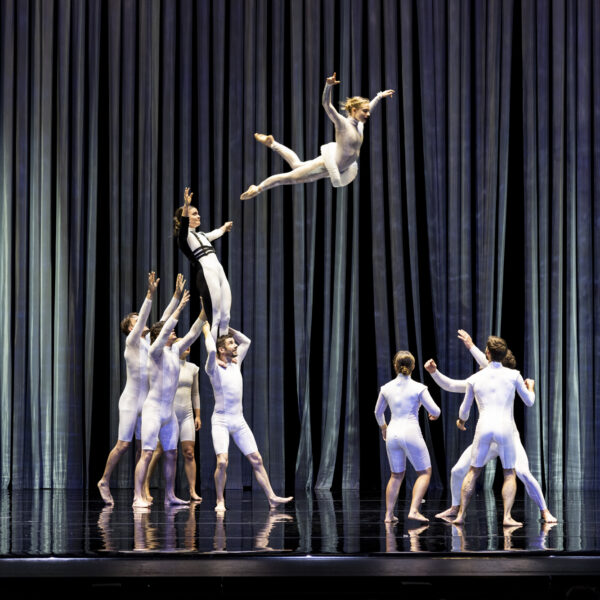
[98,73,550,525]
[375,331,557,526]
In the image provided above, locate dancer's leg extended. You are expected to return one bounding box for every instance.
[245,451,293,509]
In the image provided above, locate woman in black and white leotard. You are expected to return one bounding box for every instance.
[240,72,394,200]
[174,188,232,340]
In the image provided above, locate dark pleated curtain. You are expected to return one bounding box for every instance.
[1,0,599,496]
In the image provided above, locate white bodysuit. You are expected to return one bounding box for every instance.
[459,363,535,470]
[204,329,258,456]
[141,316,203,451]
[431,346,547,510]
[256,83,384,192]
[117,295,178,442]
[177,216,231,340]
[374,375,441,473]
[173,360,200,442]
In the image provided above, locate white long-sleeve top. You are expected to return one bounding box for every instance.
[459,362,535,424]
[204,328,251,416]
[374,375,441,427]
[430,345,488,393]
[174,360,200,411]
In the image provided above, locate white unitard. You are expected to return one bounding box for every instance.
[459,364,535,469]
[141,316,203,451]
[117,295,179,442]
[204,329,258,457]
[430,347,547,510]
[173,360,200,442]
[178,216,231,339]
[374,375,441,473]
[255,83,385,193]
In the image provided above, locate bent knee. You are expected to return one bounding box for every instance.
[247,452,264,468]
[390,471,404,480]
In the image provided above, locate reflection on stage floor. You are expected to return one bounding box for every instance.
[1,486,599,556]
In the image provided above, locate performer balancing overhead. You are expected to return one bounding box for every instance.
[240,72,394,200]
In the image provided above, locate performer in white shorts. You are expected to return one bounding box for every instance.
[202,321,293,511]
[143,343,202,502]
[97,272,185,505]
[451,336,535,526]
[425,330,556,523]
[240,72,394,200]
[374,351,441,523]
[132,291,204,507]
[174,187,232,340]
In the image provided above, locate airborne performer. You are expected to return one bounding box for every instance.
[240,72,394,200]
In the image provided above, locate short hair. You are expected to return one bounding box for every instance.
[486,336,508,362]
[150,321,165,344]
[120,312,138,336]
[216,333,234,355]
[502,349,516,369]
[393,351,415,376]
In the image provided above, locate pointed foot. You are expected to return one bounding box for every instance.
[254,133,274,147]
[241,185,261,200]
[268,495,293,509]
[97,481,114,505]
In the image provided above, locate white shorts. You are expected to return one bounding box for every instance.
[141,402,179,451]
[211,412,258,456]
[385,421,431,473]
[174,402,196,442]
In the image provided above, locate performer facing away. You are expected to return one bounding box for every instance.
[174,187,233,340]
[97,272,184,505]
[132,290,204,508]
[425,330,556,523]
[202,322,293,511]
[240,72,394,200]
[143,341,203,503]
[451,336,535,526]
[374,351,441,523]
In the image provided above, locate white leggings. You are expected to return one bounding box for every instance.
[198,256,232,339]
[449,433,547,510]
[256,141,329,193]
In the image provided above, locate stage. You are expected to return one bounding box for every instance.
[1,488,599,598]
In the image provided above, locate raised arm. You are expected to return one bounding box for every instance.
[516,374,535,407]
[128,271,159,343]
[205,221,233,243]
[173,317,203,356]
[322,72,346,129]
[458,329,488,368]
[149,315,178,359]
[228,327,251,364]
[368,89,394,112]
[159,273,186,321]
[203,320,217,376]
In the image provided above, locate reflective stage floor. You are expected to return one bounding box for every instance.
[1,487,599,598]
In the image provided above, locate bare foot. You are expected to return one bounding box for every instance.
[541,509,557,523]
[407,511,429,522]
[143,490,153,503]
[215,502,226,512]
[268,495,293,509]
[132,497,151,508]
[254,133,274,147]
[503,515,522,527]
[384,514,399,523]
[189,490,202,502]
[241,185,261,200]
[165,495,190,506]
[97,480,114,505]
[435,506,458,519]
[452,514,465,525]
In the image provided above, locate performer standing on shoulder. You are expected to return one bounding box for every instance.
[174,187,233,340]
[202,321,293,512]
[240,72,394,200]
[374,351,441,523]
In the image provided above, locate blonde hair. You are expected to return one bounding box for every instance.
[393,351,415,376]
[341,96,369,114]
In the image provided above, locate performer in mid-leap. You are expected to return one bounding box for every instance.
[174,187,233,340]
[425,330,556,524]
[240,72,394,200]
[202,322,293,511]
[374,351,441,523]
[97,272,185,505]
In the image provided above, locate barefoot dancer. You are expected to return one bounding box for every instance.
[425,331,556,523]
[451,336,535,526]
[374,351,441,523]
[174,187,233,340]
[132,291,204,507]
[240,72,394,200]
[143,343,203,502]
[97,272,185,505]
[202,322,293,511]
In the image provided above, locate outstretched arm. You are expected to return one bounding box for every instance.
[458,329,488,367]
[228,327,251,364]
[128,271,159,342]
[159,273,186,321]
[322,72,346,128]
[203,320,217,376]
[205,221,233,242]
[368,89,394,112]
[425,358,468,393]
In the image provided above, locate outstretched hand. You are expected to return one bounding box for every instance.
[380,89,395,98]
[424,359,437,374]
[177,289,190,313]
[457,329,473,349]
[174,273,186,298]
[222,221,233,233]
[147,271,160,296]
[326,72,340,86]
[184,187,193,206]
